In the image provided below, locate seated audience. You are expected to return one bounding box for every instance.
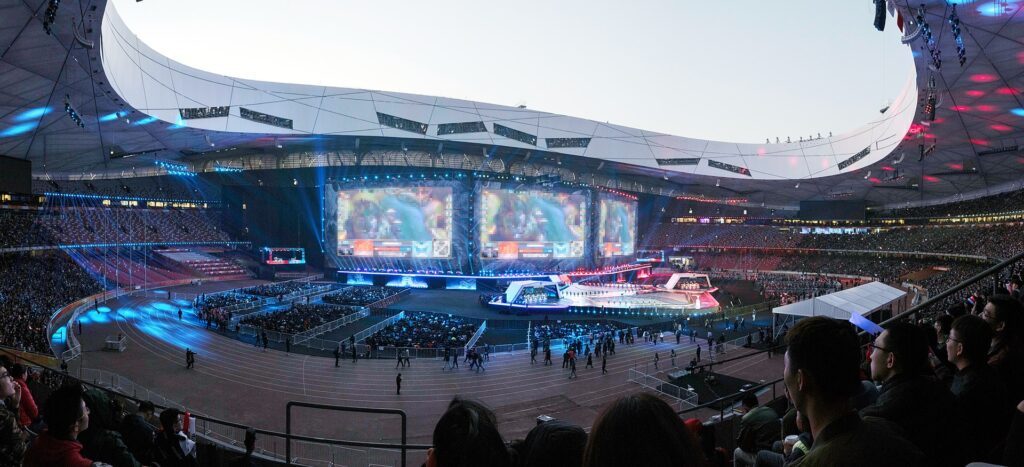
[782,316,923,466]
[79,387,142,467]
[582,393,704,467]
[24,383,94,467]
[947,314,1011,463]
[425,397,510,467]
[861,322,958,466]
[153,408,199,467]
[228,428,258,467]
[367,312,477,349]
[0,363,26,466]
[119,400,156,465]
[10,364,38,430]
[733,392,780,466]
[511,419,587,467]
[982,294,1024,402]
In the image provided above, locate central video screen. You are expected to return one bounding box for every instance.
[598,197,637,257]
[479,189,587,259]
[336,187,453,258]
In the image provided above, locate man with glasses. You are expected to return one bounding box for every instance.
[980,294,1024,404]
[861,323,958,467]
[782,317,922,466]
[947,314,1011,463]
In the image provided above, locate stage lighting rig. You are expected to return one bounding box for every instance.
[949,4,966,66]
[63,94,84,128]
[43,0,60,35]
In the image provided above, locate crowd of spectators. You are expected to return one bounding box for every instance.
[194,292,259,313]
[753,273,842,303]
[240,280,320,298]
[0,211,52,249]
[644,223,1024,260]
[877,186,1024,218]
[365,312,477,349]
[35,207,230,245]
[531,321,623,343]
[0,252,102,353]
[322,286,400,306]
[239,303,359,334]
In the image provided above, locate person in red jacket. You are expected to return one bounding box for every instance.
[24,383,95,467]
[10,364,37,429]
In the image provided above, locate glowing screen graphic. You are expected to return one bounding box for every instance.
[262,247,306,264]
[336,187,453,258]
[598,197,637,257]
[479,189,586,259]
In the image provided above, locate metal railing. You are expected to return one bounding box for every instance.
[291,308,369,346]
[68,366,432,467]
[353,311,406,343]
[464,320,487,351]
[628,368,699,411]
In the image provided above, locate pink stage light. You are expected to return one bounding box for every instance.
[923,175,941,183]
[950,105,972,112]
[991,124,1013,132]
[966,90,986,97]
[976,105,998,112]
[970,139,990,146]
[969,74,998,83]
[996,87,1021,95]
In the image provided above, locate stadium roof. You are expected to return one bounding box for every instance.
[1,0,1022,209]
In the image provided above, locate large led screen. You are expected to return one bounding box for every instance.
[598,197,637,257]
[479,189,587,259]
[336,187,452,258]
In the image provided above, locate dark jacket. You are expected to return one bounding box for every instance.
[787,412,923,467]
[859,373,959,467]
[119,413,156,464]
[153,430,200,467]
[737,405,780,452]
[0,406,26,466]
[951,363,1012,463]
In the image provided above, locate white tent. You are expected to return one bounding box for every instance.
[772,281,906,320]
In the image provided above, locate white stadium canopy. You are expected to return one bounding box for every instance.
[772,281,906,321]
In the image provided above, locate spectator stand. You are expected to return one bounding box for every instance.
[237,306,370,351]
[291,308,370,347]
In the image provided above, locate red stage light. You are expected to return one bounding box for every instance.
[966,90,986,97]
[969,74,998,83]
[970,139,990,146]
[976,105,997,112]
[996,87,1021,95]
[881,166,896,171]
[991,124,1013,132]
[950,105,972,112]
[923,175,941,183]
